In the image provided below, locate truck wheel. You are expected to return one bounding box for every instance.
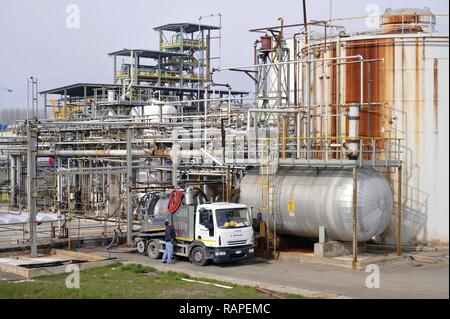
[190,246,209,266]
[136,240,146,254]
[147,240,162,259]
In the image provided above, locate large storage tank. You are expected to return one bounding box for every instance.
[290,7,449,244]
[239,168,393,242]
[143,104,177,123]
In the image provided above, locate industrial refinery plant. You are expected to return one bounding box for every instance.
[0,1,448,301]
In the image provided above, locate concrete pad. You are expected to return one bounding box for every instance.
[278,250,407,270]
[0,249,115,279]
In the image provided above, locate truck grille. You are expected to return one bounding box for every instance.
[228,240,247,246]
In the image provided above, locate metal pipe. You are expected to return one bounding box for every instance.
[277,17,284,48]
[26,124,38,257]
[214,55,364,73]
[352,166,358,269]
[126,129,133,245]
[397,166,402,256]
[293,33,302,106]
[38,148,222,160]
[302,0,308,45]
[281,116,287,160]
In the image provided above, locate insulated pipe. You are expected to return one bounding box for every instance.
[347,103,360,159]
[293,33,303,106]
[38,149,165,157]
[277,17,284,48]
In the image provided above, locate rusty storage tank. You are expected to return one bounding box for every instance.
[239,168,393,241]
[294,7,449,244]
[260,35,273,50]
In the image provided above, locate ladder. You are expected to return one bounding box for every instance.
[259,130,279,255]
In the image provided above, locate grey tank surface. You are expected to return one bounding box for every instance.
[239,168,393,241]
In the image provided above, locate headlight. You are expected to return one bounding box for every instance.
[249,248,254,253]
[215,251,227,256]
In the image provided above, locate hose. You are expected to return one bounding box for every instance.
[168,189,184,214]
[193,187,208,204]
[105,229,119,251]
[104,229,137,253]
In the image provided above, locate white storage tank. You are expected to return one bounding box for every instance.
[239,168,393,242]
[143,103,177,123]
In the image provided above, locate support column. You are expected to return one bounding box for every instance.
[172,144,179,189]
[225,166,231,202]
[352,167,358,270]
[397,165,403,256]
[126,129,133,245]
[27,124,38,257]
[9,155,16,207]
[56,157,62,205]
[17,155,23,208]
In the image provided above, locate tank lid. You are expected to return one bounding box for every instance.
[381,7,436,33]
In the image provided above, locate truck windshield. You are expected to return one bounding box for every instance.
[215,208,250,229]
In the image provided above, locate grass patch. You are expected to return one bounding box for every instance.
[118,263,156,274]
[0,263,305,299]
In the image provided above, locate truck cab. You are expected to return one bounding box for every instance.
[192,203,254,265]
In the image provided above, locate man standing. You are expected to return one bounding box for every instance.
[162,220,176,264]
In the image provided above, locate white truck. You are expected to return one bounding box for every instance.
[134,190,255,266]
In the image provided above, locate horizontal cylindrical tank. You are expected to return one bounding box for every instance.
[144,104,177,123]
[239,168,393,241]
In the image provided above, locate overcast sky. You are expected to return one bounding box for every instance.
[0,0,448,110]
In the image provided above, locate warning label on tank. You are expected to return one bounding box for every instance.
[288,200,295,216]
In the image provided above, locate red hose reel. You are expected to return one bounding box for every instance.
[167,189,184,214]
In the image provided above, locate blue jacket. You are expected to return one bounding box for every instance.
[164,225,175,242]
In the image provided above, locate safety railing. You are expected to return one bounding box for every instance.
[224,131,402,168]
[114,69,203,82]
[0,216,119,248]
[160,40,205,49]
[50,99,90,119]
